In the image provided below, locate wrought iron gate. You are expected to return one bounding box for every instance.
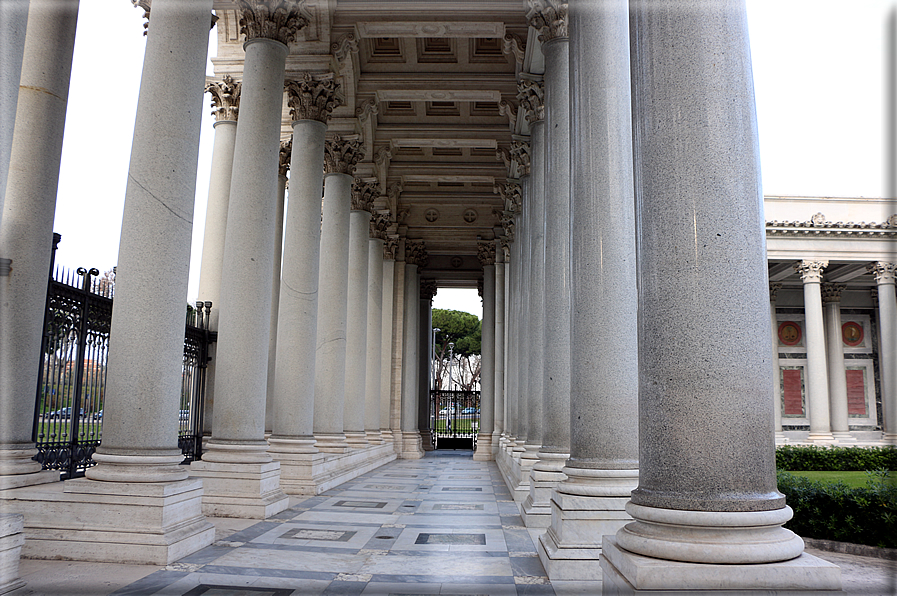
[32,236,215,479]
[430,390,480,450]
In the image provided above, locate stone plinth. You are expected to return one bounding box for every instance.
[266,441,395,495]
[0,514,25,594]
[601,536,841,594]
[521,452,567,527]
[2,478,214,565]
[189,459,289,519]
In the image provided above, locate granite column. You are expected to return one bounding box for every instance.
[365,214,388,445]
[0,0,29,222]
[400,241,426,458]
[380,239,399,444]
[605,1,839,590]
[418,280,436,451]
[474,245,496,461]
[823,283,854,442]
[770,283,787,443]
[267,74,339,489]
[797,260,835,443]
[493,239,506,451]
[265,143,289,434]
[870,262,897,443]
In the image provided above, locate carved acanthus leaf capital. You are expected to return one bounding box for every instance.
[477,278,484,297]
[509,140,531,176]
[500,212,516,242]
[351,180,378,212]
[279,140,291,176]
[821,282,846,303]
[420,279,438,302]
[206,75,242,122]
[496,181,522,213]
[286,73,341,122]
[868,261,896,285]
[769,282,782,302]
[237,0,308,46]
[324,135,364,174]
[405,240,429,269]
[517,78,544,123]
[795,260,828,283]
[477,241,496,266]
[370,211,391,240]
[526,0,568,42]
[383,236,400,260]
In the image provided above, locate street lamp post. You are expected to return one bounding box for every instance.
[432,327,441,391]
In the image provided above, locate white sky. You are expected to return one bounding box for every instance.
[49,1,895,320]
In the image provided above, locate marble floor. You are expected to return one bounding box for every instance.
[14,450,896,595]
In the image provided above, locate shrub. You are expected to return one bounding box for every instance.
[778,470,897,548]
[776,445,897,472]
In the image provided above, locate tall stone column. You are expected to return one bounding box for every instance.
[538,0,638,579]
[797,260,835,443]
[870,262,897,443]
[418,279,437,451]
[823,283,854,443]
[474,243,496,461]
[0,0,78,486]
[390,243,407,453]
[267,73,340,490]
[380,238,399,444]
[400,240,427,459]
[314,136,363,453]
[0,0,29,222]
[365,214,389,445]
[523,0,570,528]
[605,1,840,591]
[9,0,219,563]
[192,3,305,519]
[519,78,546,472]
[493,238,506,450]
[265,142,289,435]
[769,283,787,444]
[196,75,241,436]
[344,180,376,448]
[510,140,532,461]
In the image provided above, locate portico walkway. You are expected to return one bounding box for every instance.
[13,452,895,595]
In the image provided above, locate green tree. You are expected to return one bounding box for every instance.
[432,309,481,390]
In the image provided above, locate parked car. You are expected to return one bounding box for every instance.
[179,409,190,421]
[438,407,455,416]
[48,407,84,420]
[93,410,103,421]
[460,407,479,415]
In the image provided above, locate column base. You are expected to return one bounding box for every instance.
[806,432,837,445]
[0,478,214,565]
[189,459,289,518]
[420,429,435,451]
[365,430,385,445]
[268,441,396,495]
[473,432,494,461]
[314,433,350,453]
[882,433,897,445]
[520,452,567,527]
[831,431,856,443]
[0,514,25,595]
[601,536,841,594]
[399,431,424,459]
[0,470,58,491]
[536,467,637,581]
[344,431,370,449]
[497,444,534,504]
[774,432,789,445]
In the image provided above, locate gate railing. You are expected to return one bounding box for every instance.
[32,236,215,479]
[429,389,480,448]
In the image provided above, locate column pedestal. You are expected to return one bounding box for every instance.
[521,451,566,527]
[0,514,25,594]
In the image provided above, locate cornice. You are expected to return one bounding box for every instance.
[766,213,897,238]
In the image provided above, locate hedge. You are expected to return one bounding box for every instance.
[776,445,897,472]
[778,470,896,548]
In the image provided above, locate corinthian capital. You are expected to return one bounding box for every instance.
[206,75,242,122]
[496,180,522,213]
[351,179,377,212]
[868,261,896,284]
[420,279,438,302]
[500,212,516,242]
[795,260,828,283]
[285,73,341,123]
[821,282,846,303]
[477,241,496,266]
[509,140,531,176]
[370,211,390,240]
[517,78,544,124]
[383,236,400,260]
[324,135,364,174]
[238,0,308,45]
[279,140,291,177]
[405,240,429,269]
[526,0,568,42]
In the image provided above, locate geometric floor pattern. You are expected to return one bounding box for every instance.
[110,450,566,596]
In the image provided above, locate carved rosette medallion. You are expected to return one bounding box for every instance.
[821,282,846,303]
[383,236,400,260]
[370,211,391,240]
[324,135,364,175]
[405,240,429,270]
[794,260,828,283]
[477,241,496,266]
[286,73,341,123]
[351,180,378,212]
[517,79,545,124]
[769,282,782,302]
[237,0,308,45]
[420,279,438,302]
[868,261,897,284]
[279,140,291,177]
[526,0,568,42]
[509,140,531,176]
[206,75,242,122]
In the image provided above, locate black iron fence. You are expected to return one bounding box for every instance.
[32,236,215,479]
[429,389,480,450]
